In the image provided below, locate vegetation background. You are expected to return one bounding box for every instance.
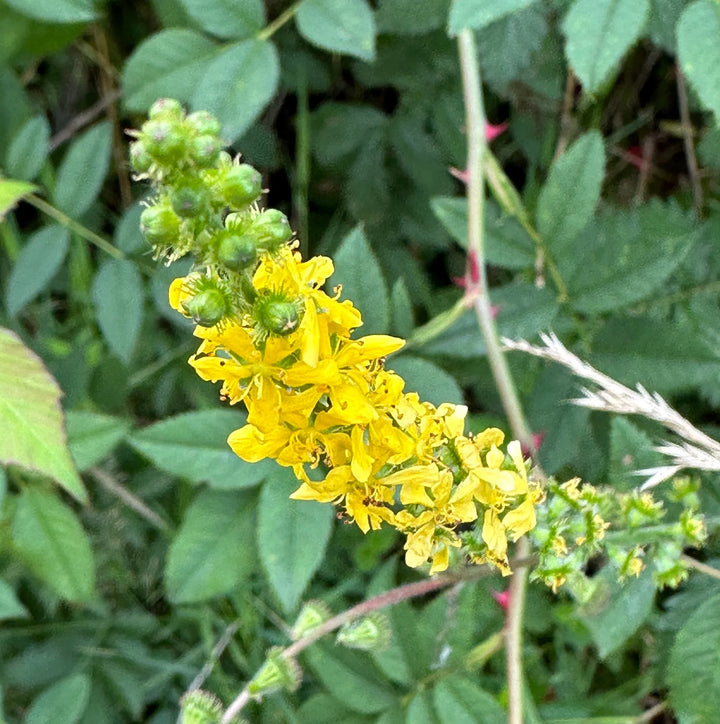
[2,0,720,721]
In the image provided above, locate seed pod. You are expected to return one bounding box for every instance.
[182,288,228,327]
[140,205,181,246]
[221,164,262,209]
[217,232,257,271]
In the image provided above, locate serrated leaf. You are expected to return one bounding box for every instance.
[193,38,279,143]
[257,467,333,612]
[305,643,396,713]
[390,355,463,406]
[128,409,272,489]
[177,0,264,39]
[563,0,650,94]
[0,328,85,501]
[66,411,130,471]
[296,0,376,62]
[91,258,144,363]
[5,225,70,317]
[668,591,720,722]
[536,131,605,265]
[567,201,698,314]
[0,579,28,620]
[677,0,720,122]
[6,114,50,181]
[26,673,91,724]
[448,0,537,34]
[12,486,95,602]
[433,676,506,724]
[329,226,389,335]
[312,103,387,167]
[3,0,98,23]
[578,568,656,658]
[0,178,37,221]
[165,489,256,603]
[122,29,217,111]
[591,316,720,394]
[53,122,112,217]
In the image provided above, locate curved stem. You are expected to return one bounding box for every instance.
[220,566,496,723]
[458,29,535,724]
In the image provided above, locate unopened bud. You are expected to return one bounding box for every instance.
[247,647,302,697]
[142,119,186,163]
[221,164,262,209]
[250,209,292,250]
[255,295,301,336]
[179,690,222,724]
[140,204,181,246]
[190,134,222,167]
[148,98,185,121]
[129,141,152,174]
[291,600,332,641]
[336,612,391,652]
[183,288,228,327]
[217,233,257,271]
[186,110,222,137]
[171,183,209,218]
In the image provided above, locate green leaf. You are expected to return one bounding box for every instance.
[128,409,272,489]
[567,201,698,314]
[578,568,656,658]
[448,0,537,34]
[608,418,662,492]
[329,226,389,335]
[415,284,559,358]
[296,0,376,62]
[536,131,605,264]
[430,197,535,269]
[591,316,720,394]
[165,489,256,603]
[647,0,687,52]
[193,38,279,143]
[177,0,264,39]
[257,467,333,612]
[433,676,506,723]
[376,0,447,35]
[5,225,70,316]
[668,591,720,722]
[6,114,50,181]
[53,122,112,218]
[12,486,95,602]
[65,412,130,471]
[305,643,396,713]
[390,278,414,339]
[91,258,144,364]
[26,673,91,724]
[390,356,463,406]
[122,29,217,112]
[476,4,549,92]
[0,178,37,221]
[0,328,86,501]
[0,578,28,620]
[677,0,720,122]
[2,0,98,23]
[563,0,650,94]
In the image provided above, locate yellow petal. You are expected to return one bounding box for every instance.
[350,425,374,482]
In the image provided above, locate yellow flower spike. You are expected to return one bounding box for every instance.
[473,427,505,450]
[482,508,509,561]
[350,425,374,482]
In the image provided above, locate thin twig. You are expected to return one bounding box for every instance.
[185,618,243,693]
[89,467,169,531]
[49,90,122,152]
[676,66,703,214]
[680,554,720,581]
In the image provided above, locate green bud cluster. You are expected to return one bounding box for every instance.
[130,99,299,336]
[530,476,707,592]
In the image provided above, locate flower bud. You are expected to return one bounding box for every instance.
[179,690,222,724]
[221,164,262,209]
[142,119,186,163]
[247,647,302,697]
[129,141,153,174]
[250,209,292,250]
[336,612,391,652]
[171,183,210,218]
[182,288,228,327]
[254,294,301,336]
[217,232,257,271]
[186,110,222,137]
[148,97,185,121]
[291,600,332,641]
[140,204,181,246]
[190,134,222,167]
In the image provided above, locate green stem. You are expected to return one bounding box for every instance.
[24,194,123,259]
[257,1,302,41]
[295,70,310,257]
[458,29,535,724]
